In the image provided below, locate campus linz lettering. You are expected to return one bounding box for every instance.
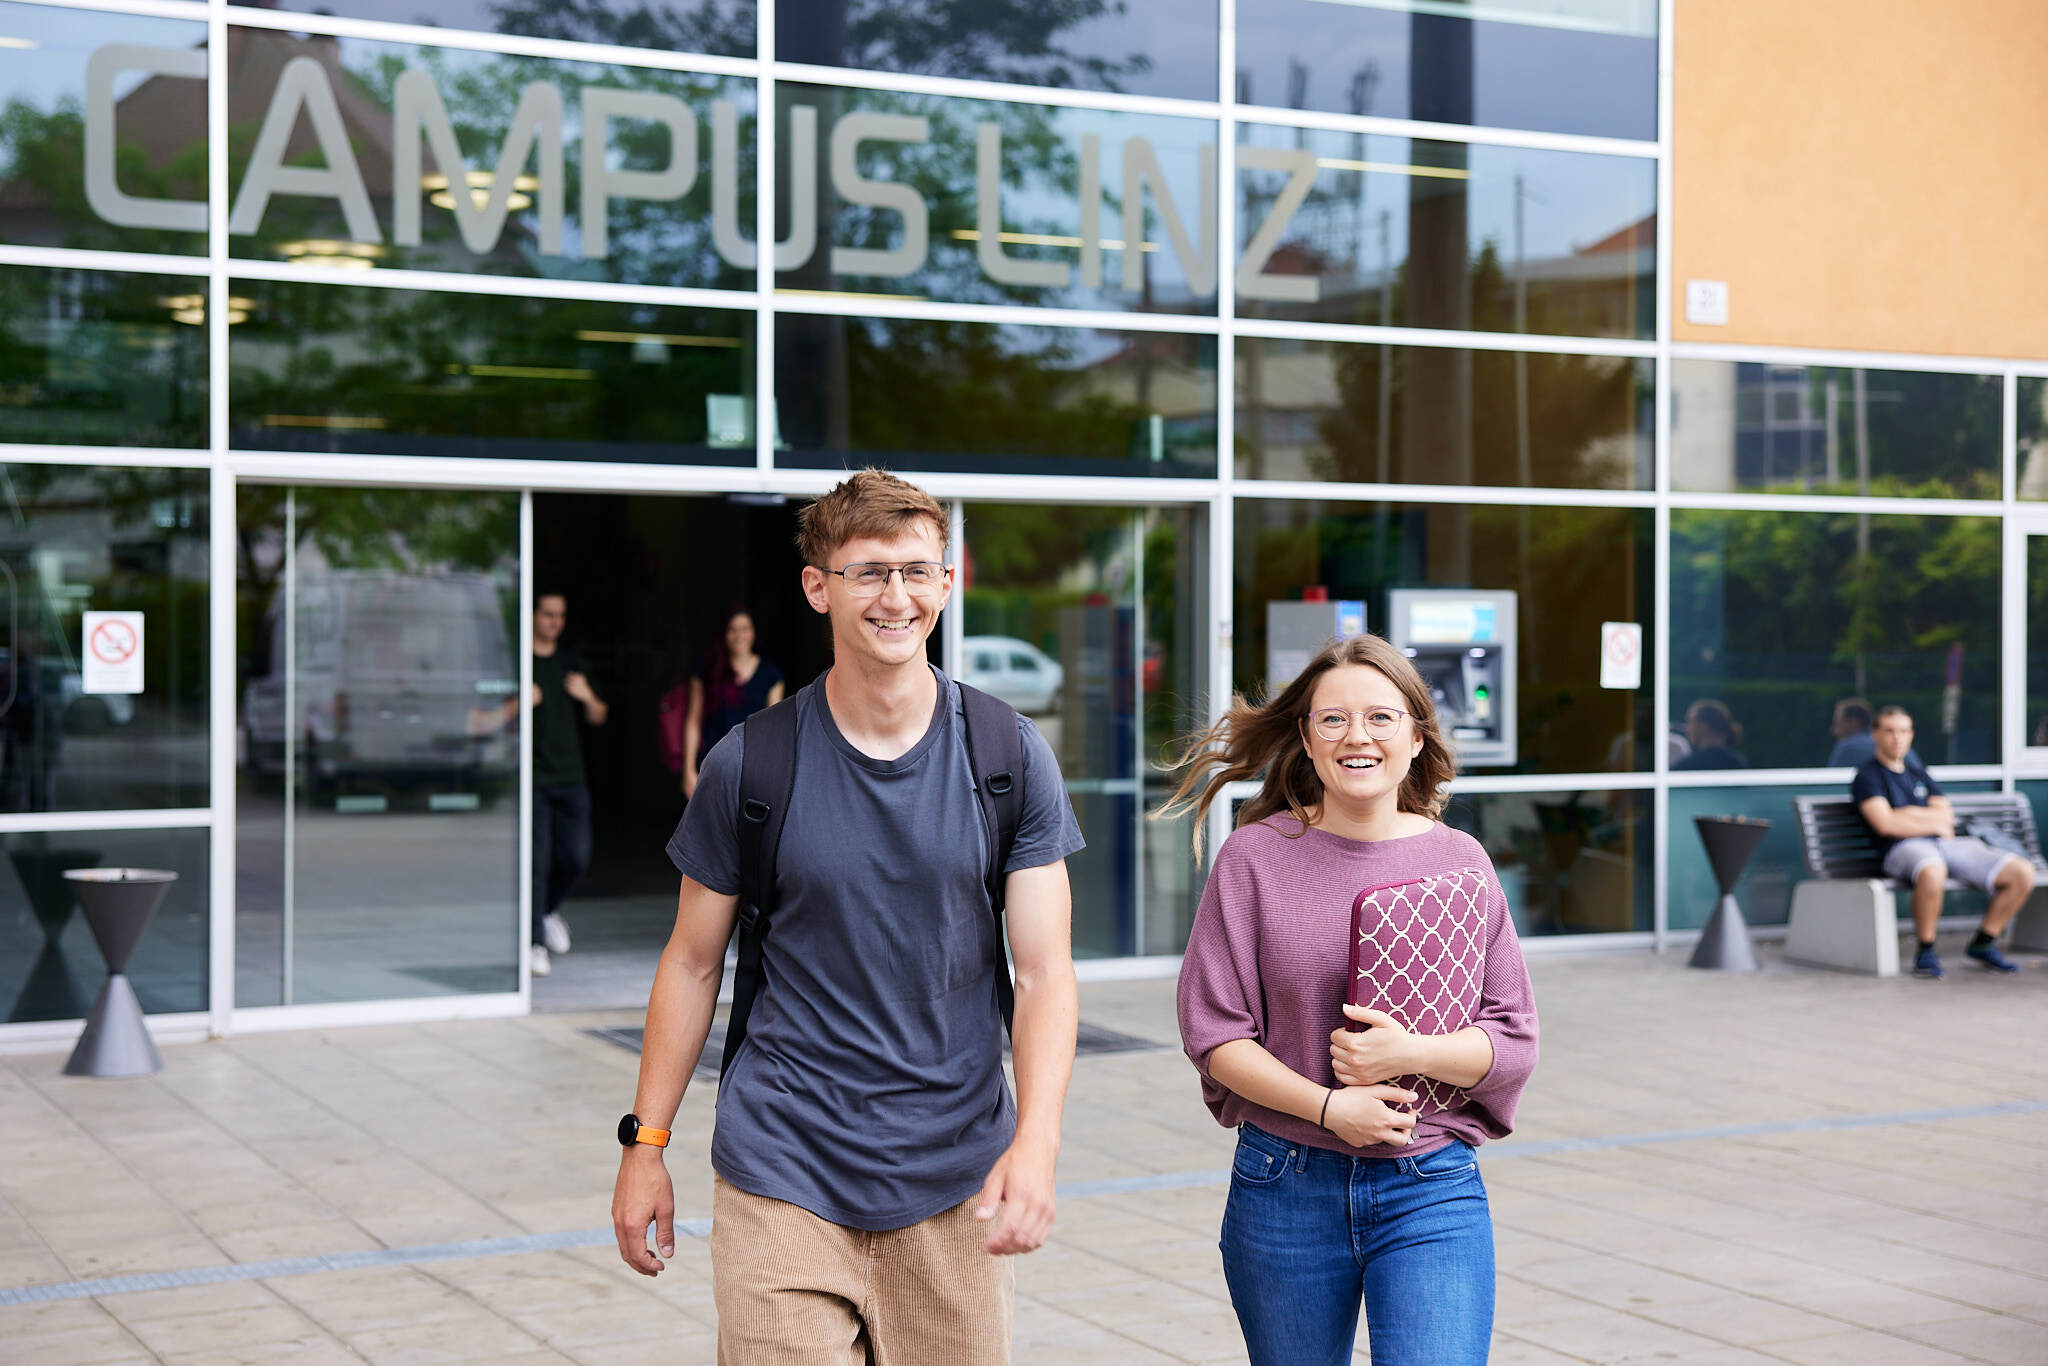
[84,44,1324,301]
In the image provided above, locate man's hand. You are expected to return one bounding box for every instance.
[565,671,608,725]
[973,1133,1057,1255]
[1330,1005,1421,1086]
[1323,1084,1420,1148]
[611,1145,676,1277]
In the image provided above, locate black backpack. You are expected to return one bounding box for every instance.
[722,680,1024,1076]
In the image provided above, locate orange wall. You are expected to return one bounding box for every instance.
[1674,0,2048,357]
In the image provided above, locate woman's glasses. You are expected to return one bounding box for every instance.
[1304,706,1412,742]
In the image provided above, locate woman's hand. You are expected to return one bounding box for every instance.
[1330,1006,1422,1086]
[682,766,698,799]
[1322,1084,1420,1148]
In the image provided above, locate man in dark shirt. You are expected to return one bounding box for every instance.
[527,593,606,976]
[609,471,1083,1363]
[1851,705,2031,977]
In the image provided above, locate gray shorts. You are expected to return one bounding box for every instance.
[1882,836,2022,891]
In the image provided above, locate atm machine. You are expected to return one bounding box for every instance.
[1386,589,1517,768]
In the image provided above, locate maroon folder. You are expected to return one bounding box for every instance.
[1346,867,1491,1117]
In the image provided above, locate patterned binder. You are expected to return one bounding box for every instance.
[1345,867,1491,1117]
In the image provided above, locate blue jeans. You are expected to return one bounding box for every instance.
[1219,1122,1495,1366]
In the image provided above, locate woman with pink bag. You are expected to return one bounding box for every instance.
[1160,633,1538,1366]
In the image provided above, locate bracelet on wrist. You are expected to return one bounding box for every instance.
[1317,1087,1334,1129]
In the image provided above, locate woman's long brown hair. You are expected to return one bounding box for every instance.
[1155,633,1456,856]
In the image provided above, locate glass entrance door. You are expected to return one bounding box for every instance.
[235,487,522,1007]
[959,502,1206,958]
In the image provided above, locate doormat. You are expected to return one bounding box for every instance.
[586,1020,1169,1077]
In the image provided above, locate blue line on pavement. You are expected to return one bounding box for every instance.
[4,1097,2042,1306]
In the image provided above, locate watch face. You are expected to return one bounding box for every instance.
[618,1113,639,1146]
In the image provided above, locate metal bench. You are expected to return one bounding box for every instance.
[1787,792,2048,975]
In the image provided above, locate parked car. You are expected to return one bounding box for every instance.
[960,635,1063,714]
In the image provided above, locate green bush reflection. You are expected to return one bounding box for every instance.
[229,280,753,462]
[1237,338,1648,487]
[1670,510,2001,769]
[778,315,1214,476]
[0,267,208,449]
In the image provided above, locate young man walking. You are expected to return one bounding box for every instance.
[475,592,608,977]
[529,592,606,977]
[611,470,1083,1363]
[1853,705,2033,977]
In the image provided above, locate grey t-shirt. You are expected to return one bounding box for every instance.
[666,667,1085,1231]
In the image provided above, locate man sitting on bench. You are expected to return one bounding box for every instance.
[1852,705,2031,977]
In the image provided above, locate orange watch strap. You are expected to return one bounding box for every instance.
[634,1125,671,1148]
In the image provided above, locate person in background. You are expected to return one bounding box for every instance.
[681,605,784,800]
[1827,696,1877,768]
[475,593,608,978]
[1162,633,1538,1366]
[1672,698,1747,770]
[1853,705,2031,978]
[1830,695,1919,768]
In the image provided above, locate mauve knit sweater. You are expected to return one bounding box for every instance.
[1177,817,1539,1159]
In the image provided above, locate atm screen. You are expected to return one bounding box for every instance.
[1408,599,1499,644]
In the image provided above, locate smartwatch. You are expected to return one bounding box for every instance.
[617,1113,671,1148]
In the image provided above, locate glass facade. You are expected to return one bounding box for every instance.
[234,487,521,1007]
[1236,500,1654,775]
[779,0,1216,102]
[1671,362,2000,499]
[1670,509,2002,768]
[1234,0,1657,141]
[6,0,2048,1040]
[1233,126,1654,338]
[229,281,756,462]
[777,314,1215,477]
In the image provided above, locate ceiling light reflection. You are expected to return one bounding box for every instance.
[573,330,744,349]
[422,171,540,213]
[278,240,383,270]
[948,230,1159,252]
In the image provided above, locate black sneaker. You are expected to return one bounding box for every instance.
[1966,940,2020,973]
[1913,945,1945,979]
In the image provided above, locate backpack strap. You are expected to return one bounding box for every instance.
[959,681,1024,1035]
[723,690,801,1076]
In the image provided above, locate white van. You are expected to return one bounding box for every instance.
[242,569,518,802]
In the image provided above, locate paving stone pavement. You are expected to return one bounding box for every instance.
[2,933,2045,1364]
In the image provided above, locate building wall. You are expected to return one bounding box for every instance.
[1673,0,2048,357]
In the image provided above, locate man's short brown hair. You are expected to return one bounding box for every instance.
[796,468,948,568]
[1875,704,1913,725]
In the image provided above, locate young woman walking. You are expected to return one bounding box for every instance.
[680,604,784,799]
[1166,633,1538,1366]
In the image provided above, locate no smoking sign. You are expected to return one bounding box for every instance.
[1600,621,1641,690]
[83,611,145,695]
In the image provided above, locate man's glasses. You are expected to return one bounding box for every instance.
[1305,706,1412,742]
[822,561,951,597]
